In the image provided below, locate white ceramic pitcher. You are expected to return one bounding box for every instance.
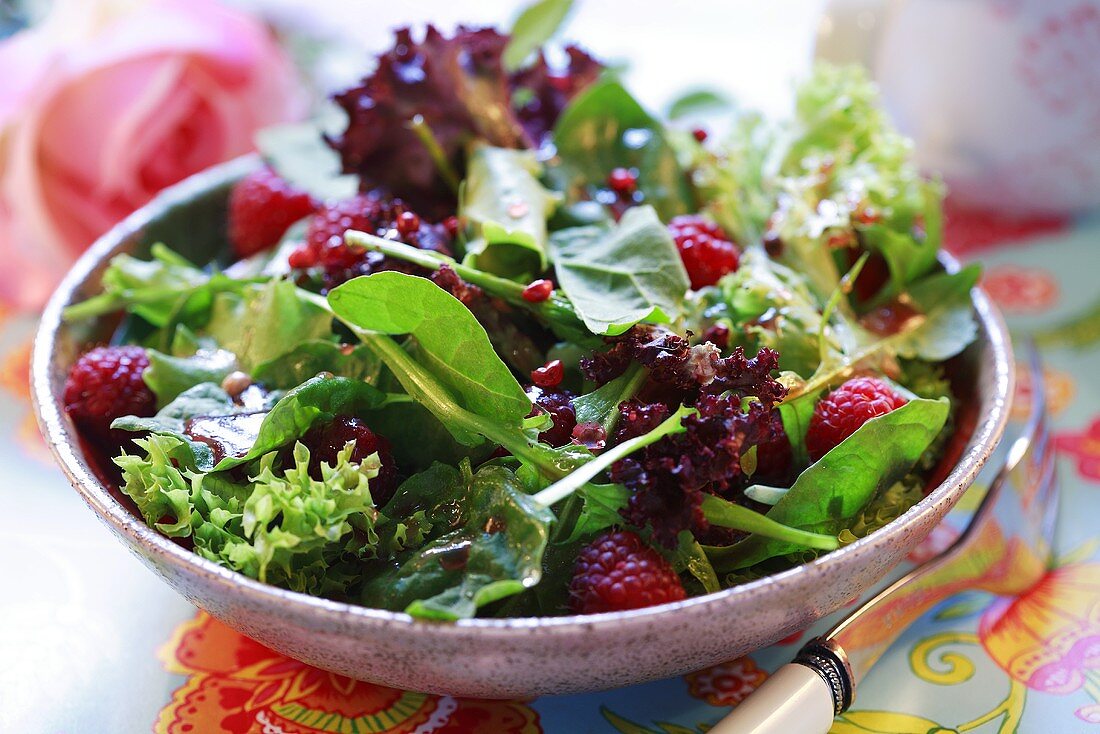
[816,0,1100,214]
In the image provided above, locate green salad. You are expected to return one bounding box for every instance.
[61,17,976,619]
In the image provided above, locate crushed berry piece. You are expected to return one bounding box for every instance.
[607,167,638,196]
[531,359,564,388]
[691,127,708,142]
[571,421,607,451]
[526,386,577,447]
[396,210,421,237]
[522,278,554,303]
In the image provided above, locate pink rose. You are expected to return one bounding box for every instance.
[0,0,306,309]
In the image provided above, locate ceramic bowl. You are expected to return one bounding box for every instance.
[32,156,1013,698]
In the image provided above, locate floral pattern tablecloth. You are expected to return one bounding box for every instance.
[2,204,1099,733]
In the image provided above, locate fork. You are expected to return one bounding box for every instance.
[711,346,1057,733]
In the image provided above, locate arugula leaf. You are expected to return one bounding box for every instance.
[710,396,949,571]
[212,375,392,471]
[144,348,238,406]
[251,341,380,390]
[549,206,690,335]
[358,465,554,620]
[562,483,629,543]
[63,244,247,327]
[552,79,694,221]
[671,531,721,594]
[204,279,333,372]
[327,271,532,426]
[722,247,834,376]
[503,0,575,71]
[460,143,560,279]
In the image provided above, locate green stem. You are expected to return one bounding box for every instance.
[601,363,648,436]
[299,287,563,479]
[701,494,839,551]
[818,251,868,365]
[408,115,462,193]
[533,405,694,507]
[343,231,584,333]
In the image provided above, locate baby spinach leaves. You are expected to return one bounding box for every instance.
[359,465,554,620]
[552,79,694,221]
[204,279,333,372]
[549,206,690,335]
[709,396,949,571]
[328,271,532,428]
[460,143,560,279]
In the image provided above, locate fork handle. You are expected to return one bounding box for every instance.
[708,664,836,733]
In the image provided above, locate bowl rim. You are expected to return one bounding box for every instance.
[31,155,1014,637]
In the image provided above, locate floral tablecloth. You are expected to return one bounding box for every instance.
[1,205,1097,733]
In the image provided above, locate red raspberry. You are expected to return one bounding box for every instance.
[289,194,452,290]
[668,215,740,289]
[569,530,686,614]
[228,167,316,258]
[63,346,155,438]
[300,416,399,506]
[805,377,908,462]
[299,194,391,270]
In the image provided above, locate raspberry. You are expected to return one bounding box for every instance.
[568,530,686,614]
[63,346,155,438]
[289,193,452,290]
[300,416,399,506]
[805,377,908,462]
[526,386,577,447]
[668,215,740,289]
[228,167,317,258]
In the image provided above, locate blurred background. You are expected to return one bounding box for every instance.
[1,0,1094,311]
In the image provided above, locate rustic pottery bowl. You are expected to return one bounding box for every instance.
[32,156,1013,698]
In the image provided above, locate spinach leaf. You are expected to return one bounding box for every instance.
[460,143,560,279]
[255,113,358,201]
[666,88,732,120]
[365,400,488,474]
[561,483,628,543]
[359,465,554,620]
[552,79,693,221]
[503,0,575,71]
[549,206,690,335]
[144,348,238,406]
[710,396,949,571]
[212,375,392,471]
[327,271,532,426]
[252,341,381,389]
[893,265,980,361]
[112,383,259,470]
[204,279,333,372]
